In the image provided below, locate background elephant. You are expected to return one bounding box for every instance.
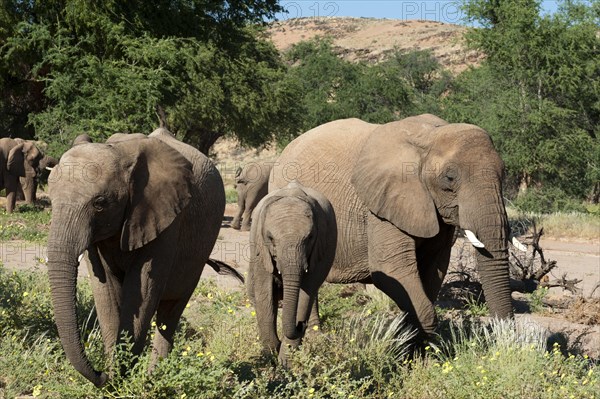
[46,128,241,387]
[18,152,59,204]
[248,182,336,365]
[271,114,514,340]
[232,161,273,231]
[0,137,44,212]
[72,133,93,146]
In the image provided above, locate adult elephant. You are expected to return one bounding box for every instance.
[0,138,44,213]
[46,128,240,387]
[232,162,273,231]
[271,114,514,338]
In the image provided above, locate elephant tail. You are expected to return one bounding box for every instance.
[206,258,245,284]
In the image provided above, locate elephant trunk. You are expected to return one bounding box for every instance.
[280,248,306,342]
[461,189,513,319]
[47,209,107,387]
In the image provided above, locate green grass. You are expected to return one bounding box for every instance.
[0,204,51,242]
[0,266,597,399]
[225,187,238,204]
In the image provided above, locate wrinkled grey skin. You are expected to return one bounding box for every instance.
[0,138,44,212]
[46,128,229,387]
[271,114,513,340]
[248,182,336,366]
[232,162,273,231]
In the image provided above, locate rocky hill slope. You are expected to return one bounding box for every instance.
[266,17,482,73]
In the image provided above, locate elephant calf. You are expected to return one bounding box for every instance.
[232,161,273,231]
[248,182,336,365]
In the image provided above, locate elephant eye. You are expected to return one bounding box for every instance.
[92,196,107,211]
[441,171,458,191]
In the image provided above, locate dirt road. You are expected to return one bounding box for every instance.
[3,204,597,295]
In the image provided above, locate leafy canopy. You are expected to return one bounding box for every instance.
[446,0,599,201]
[1,0,299,155]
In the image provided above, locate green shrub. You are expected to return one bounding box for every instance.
[226,187,238,204]
[1,270,597,399]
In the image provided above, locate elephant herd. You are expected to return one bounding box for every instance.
[38,114,518,387]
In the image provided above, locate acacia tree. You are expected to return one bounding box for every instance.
[445,0,599,204]
[1,0,300,155]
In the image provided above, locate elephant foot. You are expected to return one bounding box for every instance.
[231,220,241,230]
[278,337,301,367]
[240,223,251,232]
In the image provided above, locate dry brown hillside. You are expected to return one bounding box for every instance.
[266,17,482,73]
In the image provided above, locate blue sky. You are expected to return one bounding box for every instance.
[274,1,561,25]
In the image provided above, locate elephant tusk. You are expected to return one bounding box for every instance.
[78,253,84,263]
[464,230,485,248]
[45,166,54,171]
[511,235,528,252]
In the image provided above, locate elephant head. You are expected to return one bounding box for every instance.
[46,138,193,386]
[7,140,43,178]
[351,114,512,319]
[252,183,334,348]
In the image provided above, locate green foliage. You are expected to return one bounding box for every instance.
[1,0,297,155]
[0,270,598,398]
[464,296,490,317]
[448,0,600,202]
[283,38,450,135]
[225,187,238,204]
[512,187,588,213]
[527,286,549,313]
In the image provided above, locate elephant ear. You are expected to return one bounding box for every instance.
[116,137,194,251]
[251,195,279,274]
[351,116,445,238]
[7,143,26,177]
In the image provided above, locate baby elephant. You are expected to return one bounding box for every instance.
[248,182,336,365]
[232,162,273,231]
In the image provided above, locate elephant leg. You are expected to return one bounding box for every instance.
[5,175,18,213]
[19,177,35,204]
[148,297,190,372]
[417,225,455,303]
[254,272,280,355]
[231,194,245,230]
[240,207,252,231]
[367,214,437,338]
[118,261,170,358]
